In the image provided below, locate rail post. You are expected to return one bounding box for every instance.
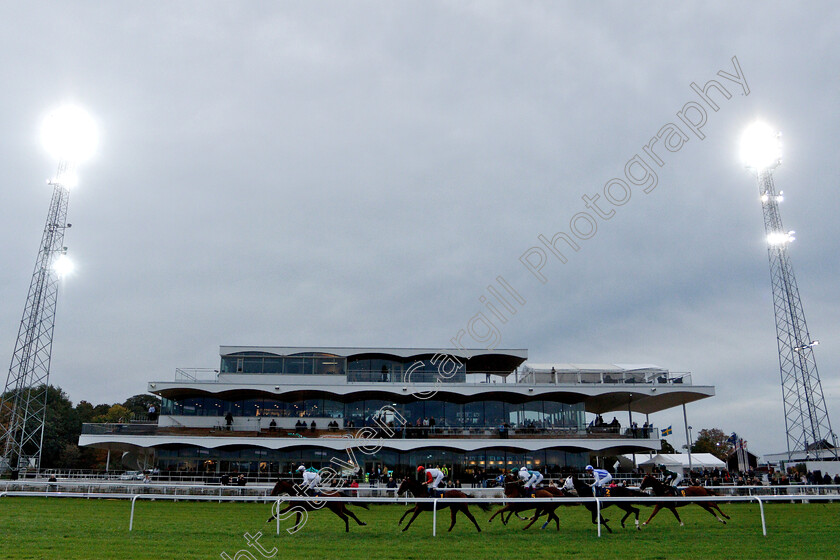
[755,496,767,536]
[129,495,140,531]
[276,498,281,535]
[432,498,438,537]
[595,496,602,537]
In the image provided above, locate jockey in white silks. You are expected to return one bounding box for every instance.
[585,465,612,497]
[518,466,544,488]
[297,465,321,493]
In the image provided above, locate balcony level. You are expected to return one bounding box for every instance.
[79,422,662,455]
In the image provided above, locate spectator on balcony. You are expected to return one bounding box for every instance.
[148,404,157,422]
[310,420,316,432]
[609,417,620,433]
[269,419,277,432]
[225,412,234,430]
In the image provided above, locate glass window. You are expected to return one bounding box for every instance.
[239,399,260,416]
[302,399,323,417]
[261,399,286,417]
[442,401,461,427]
[404,401,424,427]
[507,402,524,428]
[423,400,445,426]
[230,400,245,416]
[242,358,263,374]
[323,399,344,418]
[314,357,345,375]
[180,397,205,416]
[346,401,365,426]
[364,399,391,425]
[463,401,484,427]
[483,401,506,427]
[161,397,177,415]
[205,397,225,416]
[523,401,544,426]
[263,358,282,373]
[220,357,238,373]
[284,358,304,375]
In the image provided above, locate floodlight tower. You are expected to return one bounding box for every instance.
[740,122,838,461]
[0,106,97,473]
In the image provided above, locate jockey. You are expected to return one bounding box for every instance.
[297,465,321,494]
[518,466,544,490]
[418,465,445,496]
[661,465,683,488]
[585,465,612,497]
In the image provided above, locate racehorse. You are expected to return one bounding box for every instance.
[268,479,368,532]
[553,475,613,533]
[396,477,491,532]
[639,475,730,526]
[561,475,645,530]
[487,478,562,530]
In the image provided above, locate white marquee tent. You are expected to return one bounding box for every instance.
[636,453,725,472]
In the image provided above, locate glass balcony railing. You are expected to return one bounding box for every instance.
[81,423,658,440]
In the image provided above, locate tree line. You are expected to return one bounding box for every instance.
[2,385,160,470]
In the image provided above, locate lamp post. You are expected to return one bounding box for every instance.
[0,105,97,473]
[740,121,837,461]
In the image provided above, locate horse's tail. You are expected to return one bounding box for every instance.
[467,494,494,512]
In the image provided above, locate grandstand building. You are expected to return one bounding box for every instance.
[78,346,714,481]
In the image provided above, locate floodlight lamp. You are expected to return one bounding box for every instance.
[54,169,80,189]
[767,231,795,246]
[41,105,98,163]
[740,121,781,172]
[52,254,74,278]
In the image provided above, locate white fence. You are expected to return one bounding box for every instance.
[1,488,837,538]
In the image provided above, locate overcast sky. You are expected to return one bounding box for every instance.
[1,2,838,457]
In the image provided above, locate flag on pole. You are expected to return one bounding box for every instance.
[661,426,672,437]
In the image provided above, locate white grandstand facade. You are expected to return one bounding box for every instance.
[78,346,714,481]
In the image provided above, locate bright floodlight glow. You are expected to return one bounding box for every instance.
[41,105,98,163]
[740,121,781,172]
[56,169,79,189]
[767,230,795,246]
[52,254,74,278]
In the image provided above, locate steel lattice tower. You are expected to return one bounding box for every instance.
[752,160,838,461]
[0,160,74,473]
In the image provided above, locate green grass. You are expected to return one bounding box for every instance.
[0,497,838,559]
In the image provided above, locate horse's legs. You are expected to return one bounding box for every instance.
[267,503,293,523]
[448,508,458,532]
[327,505,350,532]
[343,505,367,526]
[399,507,414,525]
[523,507,541,530]
[710,501,730,520]
[619,505,641,530]
[402,507,423,531]
[586,504,611,533]
[647,504,683,526]
[488,505,508,523]
[698,503,727,524]
[502,509,514,525]
[460,505,481,533]
[642,504,660,526]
